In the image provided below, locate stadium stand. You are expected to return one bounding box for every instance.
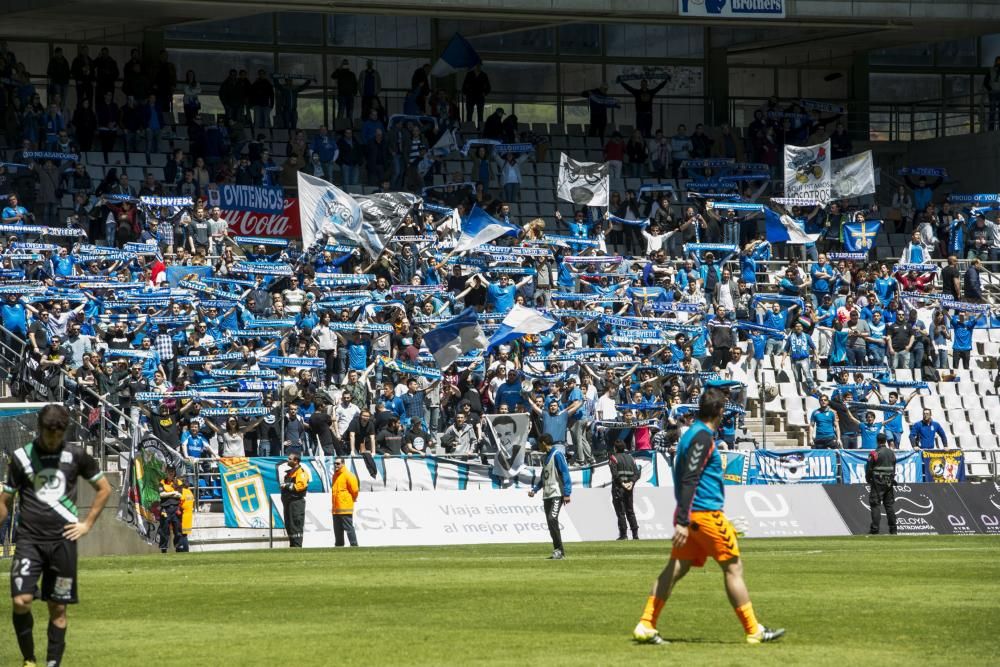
[0,42,997,532]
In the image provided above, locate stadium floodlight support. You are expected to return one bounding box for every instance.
[759,362,768,450]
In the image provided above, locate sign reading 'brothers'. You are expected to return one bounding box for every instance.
[680,0,785,19]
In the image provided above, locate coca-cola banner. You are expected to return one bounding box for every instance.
[222,197,301,239]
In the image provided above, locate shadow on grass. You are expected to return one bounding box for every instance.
[636,637,734,645]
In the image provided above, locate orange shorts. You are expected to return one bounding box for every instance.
[670,510,740,567]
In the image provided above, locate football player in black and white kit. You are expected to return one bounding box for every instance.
[0,404,112,667]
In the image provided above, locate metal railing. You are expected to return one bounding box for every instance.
[728,92,991,144]
[0,324,179,473]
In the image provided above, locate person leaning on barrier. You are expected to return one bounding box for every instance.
[609,439,640,541]
[280,451,308,548]
[865,433,897,536]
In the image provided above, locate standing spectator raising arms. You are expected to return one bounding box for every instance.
[618,77,668,137]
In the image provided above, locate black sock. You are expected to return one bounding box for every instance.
[12,610,34,661]
[47,621,66,667]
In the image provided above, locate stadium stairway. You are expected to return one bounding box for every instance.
[188,513,273,552]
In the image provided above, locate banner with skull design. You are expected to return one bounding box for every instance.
[557,153,610,207]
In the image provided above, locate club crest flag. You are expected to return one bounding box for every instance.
[297,171,375,255]
[831,150,876,200]
[783,140,831,204]
[220,458,271,528]
[558,153,609,207]
[843,220,883,253]
[485,413,530,479]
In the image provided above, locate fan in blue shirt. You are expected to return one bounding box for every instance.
[485,275,529,313]
[909,409,948,449]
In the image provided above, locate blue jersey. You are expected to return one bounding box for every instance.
[672,420,725,525]
[488,283,516,312]
[951,316,975,351]
[785,332,814,360]
[874,276,895,303]
[859,422,882,449]
[740,255,756,284]
[811,408,837,440]
[829,329,848,364]
[884,409,903,434]
[810,262,833,294]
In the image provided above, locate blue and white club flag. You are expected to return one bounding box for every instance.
[842,220,883,253]
[432,129,459,157]
[453,205,519,253]
[423,307,488,369]
[430,33,481,78]
[487,304,559,351]
[297,171,381,257]
[831,150,876,200]
[764,207,820,245]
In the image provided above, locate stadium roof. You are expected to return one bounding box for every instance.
[6,0,1000,66]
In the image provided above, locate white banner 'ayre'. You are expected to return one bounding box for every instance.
[783,140,831,204]
[831,150,876,200]
[557,153,609,207]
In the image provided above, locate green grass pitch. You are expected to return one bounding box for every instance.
[6,536,999,665]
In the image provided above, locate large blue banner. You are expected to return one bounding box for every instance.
[750,449,839,485]
[217,184,285,214]
[839,450,923,484]
[218,453,674,528]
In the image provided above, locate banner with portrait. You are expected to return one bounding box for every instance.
[484,413,530,479]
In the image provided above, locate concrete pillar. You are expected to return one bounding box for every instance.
[849,53,870,141]
[142,29,165,71]
[707,42,729,126]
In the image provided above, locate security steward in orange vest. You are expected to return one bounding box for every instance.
[331,458,360,547]
[158,466,190,553]
[281,452,309,547]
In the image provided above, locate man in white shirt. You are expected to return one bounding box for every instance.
[595,384,618,423]
[333,392,360,451]
[640,222,673,256]
[724,346,751,408]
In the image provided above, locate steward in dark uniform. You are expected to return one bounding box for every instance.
[865,433,897,535]
[158,466,189,553]
[609,439,640,540]
[280,452,308,547]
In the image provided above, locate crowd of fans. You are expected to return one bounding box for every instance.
[0,48,995,506]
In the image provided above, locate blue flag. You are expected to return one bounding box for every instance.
[430,33,481,78]
[423,307,488,369]
[454,205,519,252]
[764,207,819,245]
[842,220,882,253]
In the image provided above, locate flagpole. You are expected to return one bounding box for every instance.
[760,360,768,451]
